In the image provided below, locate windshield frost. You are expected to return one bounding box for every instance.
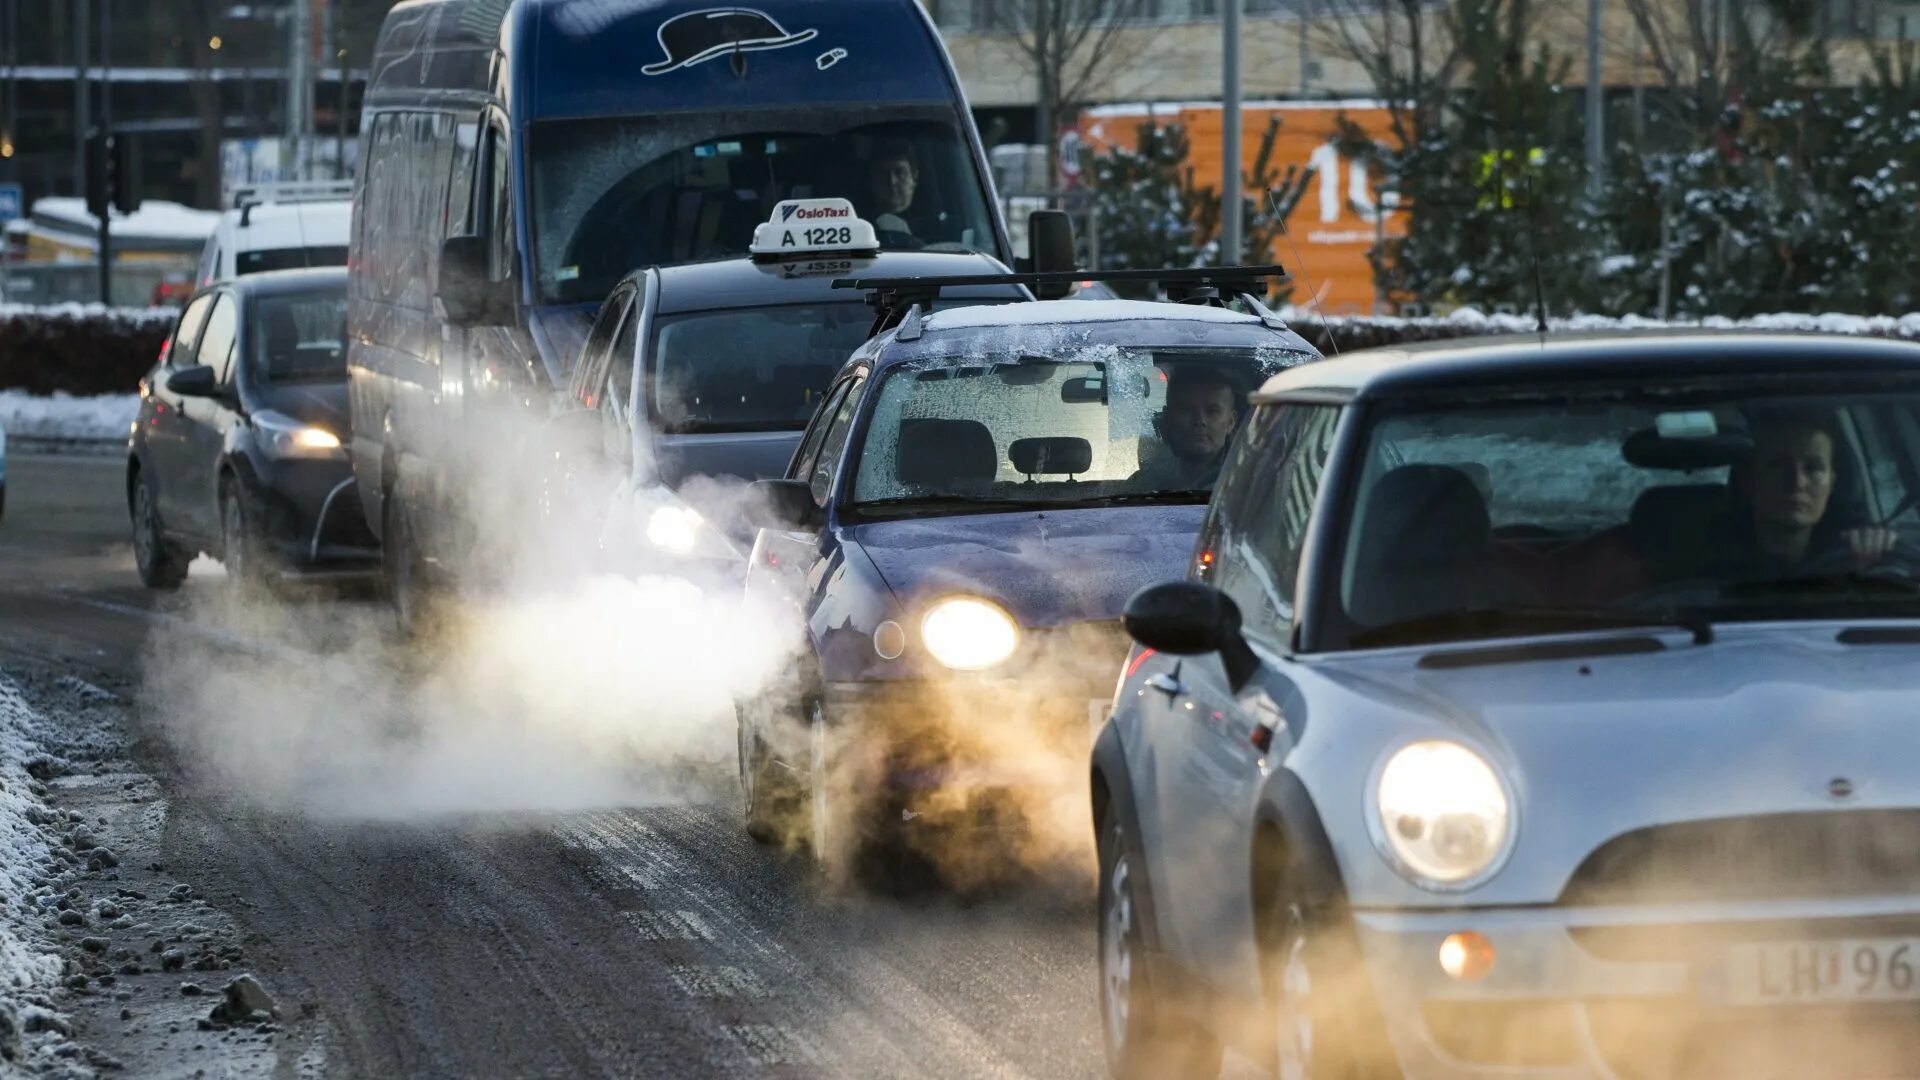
[852,345,1305,510]
[530,106,997,303]
[1334,387,1920,648]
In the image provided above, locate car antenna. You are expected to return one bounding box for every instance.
[1523,173,1549,339]
[1269,187,1340,357]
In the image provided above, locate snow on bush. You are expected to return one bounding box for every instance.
[0,391,139,443]
[0,679,73,1065]
[0,304,174,398]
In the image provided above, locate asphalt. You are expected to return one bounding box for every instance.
[0,449,1113,1079]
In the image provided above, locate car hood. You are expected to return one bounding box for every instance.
[255,381,349,433]
[1305,624,1920,906]
[843,504,1206,628]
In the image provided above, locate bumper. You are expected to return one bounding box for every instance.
[1354,893,1920,1077]
[239,460,380,573]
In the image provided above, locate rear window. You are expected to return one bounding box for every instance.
[247,290,348,384]
[236,246,349,276]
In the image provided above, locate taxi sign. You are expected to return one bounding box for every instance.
[750,198,880,260]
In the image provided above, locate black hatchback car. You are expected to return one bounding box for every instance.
[127,267,376,588]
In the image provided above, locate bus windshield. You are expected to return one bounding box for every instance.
[528,105,998,304]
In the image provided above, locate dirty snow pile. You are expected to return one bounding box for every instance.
[0,392,139,444]
[0,678,84,1070]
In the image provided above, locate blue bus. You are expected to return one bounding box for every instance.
[347,0,1014,620]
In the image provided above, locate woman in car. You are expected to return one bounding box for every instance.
[1692,411,1899,581]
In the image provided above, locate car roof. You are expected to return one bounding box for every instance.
[648,251,1027,315]
[1253,330,1920,403]
[219,201,352,248]
[205,267,348,300]
[864,297,1318,369]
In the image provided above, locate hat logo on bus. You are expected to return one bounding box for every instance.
[642,8,820,76]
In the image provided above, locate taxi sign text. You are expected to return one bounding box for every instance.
[751,198,879,259]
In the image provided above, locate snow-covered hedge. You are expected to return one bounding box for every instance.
[0,304,175,397]
[1272,306,1920,356]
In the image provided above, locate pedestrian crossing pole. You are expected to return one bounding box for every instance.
[1222,0,1242,264]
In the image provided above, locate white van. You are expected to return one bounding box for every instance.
[196,181,354,287]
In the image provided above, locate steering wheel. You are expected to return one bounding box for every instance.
[1798,531,1920,581]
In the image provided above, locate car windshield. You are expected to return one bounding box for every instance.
[236,246,348,276]
[650,302,878,434]
[851,346,1308,515]
[247,290,347,384]
[529,106,998,304]
[1330,381,1920,649]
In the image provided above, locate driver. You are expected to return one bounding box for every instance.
[867,140,922,241]
[1701,412,1897,580]
[1131,366,1244,490]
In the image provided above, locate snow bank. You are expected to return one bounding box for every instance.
[1274,305,1920,339]
[0,304,177,329]
[0,679,73,1063]
[0,391,138,443]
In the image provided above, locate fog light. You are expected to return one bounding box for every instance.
[1439,931,1495,981]
[873,620,906,660]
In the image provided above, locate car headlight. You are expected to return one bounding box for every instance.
[1372,740,1514,890]
[645,505,703,554]
[253,410,343,458]
[919,596,1019,671]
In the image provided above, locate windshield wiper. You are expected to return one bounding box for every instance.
[1721,573,1920,599]
[851,494,1064,515]
[1350,605,1714,649]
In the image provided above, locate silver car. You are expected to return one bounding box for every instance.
[1092,332,1920,1079]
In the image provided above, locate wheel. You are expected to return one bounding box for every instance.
[1097,809,1223,1080]
[1269,877,1397,1079]
[383,477,444,637]
[131,469,189,590]
[739,697,801,846]
[220,481,275,592]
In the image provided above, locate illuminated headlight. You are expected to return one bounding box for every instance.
[919,596,1019,671]
[645,505,703,554]
[253,410,344,458]
[1372,740,1514,890]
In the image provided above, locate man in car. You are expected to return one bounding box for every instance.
[867,140,922,242]
[1131,365,1245,490]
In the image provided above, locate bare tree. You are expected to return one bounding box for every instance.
[1615,0,1839,140]
[983,0,1157,188]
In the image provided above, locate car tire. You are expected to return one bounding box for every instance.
[1097,809,1223,1080]
[220,480,275,593]
[1268,876,1397,1079]
[738,698,800,846]
[383,476,444,638]
[131,468,189,591]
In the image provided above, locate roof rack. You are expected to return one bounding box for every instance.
[232,180,355,225]
[832,264,1292,338]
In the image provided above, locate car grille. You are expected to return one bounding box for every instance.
[1559,811,1920,907]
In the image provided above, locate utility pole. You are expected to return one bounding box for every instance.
[97,0,111,305]
[1585,0,1604,200]
[1222,0,1243,264]
[288,0,310,178]
[73,0,88,195]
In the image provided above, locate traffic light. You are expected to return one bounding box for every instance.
[83,130,141,220]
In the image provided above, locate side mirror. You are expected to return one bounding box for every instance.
[747,478,822,532]
[1027,210,1076,300]
[438,235,503,326]
[166,364,218,398]
[1124,580,1262,691]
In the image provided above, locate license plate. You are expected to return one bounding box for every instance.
[1727,938,1920,1004]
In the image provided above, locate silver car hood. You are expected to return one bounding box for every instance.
[1292,622,1920,908]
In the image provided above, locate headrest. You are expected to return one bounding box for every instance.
[1358,464,1491,565]
[1009,437,1093,476]
[896,418,997,485]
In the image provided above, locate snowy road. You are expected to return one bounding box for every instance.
[0,450,1113,1078]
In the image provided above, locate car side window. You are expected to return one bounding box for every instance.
[573,287,633,407]
[485,120,514,285]
[195,295,240,386]
[790,379,853,482]
[808,378,865,506]
[607,304,639,425]
[169,295,215,368]
[1212,403,1342,646]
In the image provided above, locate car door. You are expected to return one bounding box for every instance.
[146,294,216,531]
[176,292,240,540]
[752,376,861,610]
[1144,404,1342,994]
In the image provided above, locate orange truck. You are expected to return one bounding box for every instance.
[1078,100,1405,315]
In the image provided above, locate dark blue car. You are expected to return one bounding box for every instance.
[735,288,1318,885]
